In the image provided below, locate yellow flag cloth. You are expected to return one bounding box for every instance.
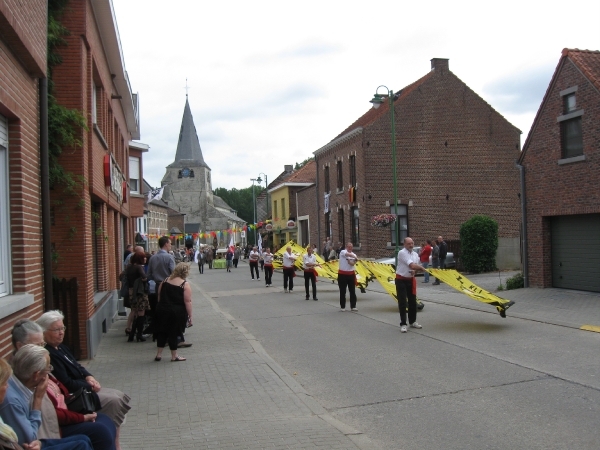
[428,269,515,317]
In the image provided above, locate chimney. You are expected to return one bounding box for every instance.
[430,58,449,72]
[284,164,293,173]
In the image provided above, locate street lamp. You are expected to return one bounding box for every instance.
[256,173,269,217]
[257,173,269,249]
[250,178,257,244]
[370,86,399,260]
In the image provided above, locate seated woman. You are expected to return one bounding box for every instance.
[0,347,93,450]
[11,320,116,450]
[36,312,130,450]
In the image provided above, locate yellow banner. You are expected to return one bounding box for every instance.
[427,269,515,317]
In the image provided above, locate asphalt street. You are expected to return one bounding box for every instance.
[85,261,600,449]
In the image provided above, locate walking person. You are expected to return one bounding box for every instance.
[124,253,150,342]
[263,248,274,287]
[197,249,205,274]
[303,245,318,300]
[248,246,260,280]
[154,263,192,362]
[282,246,297,293]
[338,242,358,311]
[395,237,426,333]
[431,239,441,285]
[438,236,448,269]
[233,245,241,268]
[225,248,233,272]
[205,247,213,269]
[420,239,433,283]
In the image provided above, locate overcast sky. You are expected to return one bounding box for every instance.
[112,0,599,190]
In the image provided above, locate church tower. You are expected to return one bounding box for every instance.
[161,97,214,225]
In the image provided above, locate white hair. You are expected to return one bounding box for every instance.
[12,344,49,381]
[11,319,43,349]
[36,310,65,331]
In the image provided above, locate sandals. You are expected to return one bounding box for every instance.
[154,356,162,361]
[171,356,186,362]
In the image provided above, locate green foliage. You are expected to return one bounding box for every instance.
[506,273,524,290]
[295,156,314,170]
[213,186,254,224]
[459,215,498,273]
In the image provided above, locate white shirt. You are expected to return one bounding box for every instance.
[263,252,274,265]
[396,248,420,277]
[303,253,317,270]
[249,250,260,262]
[283,251,296,268]
[338,249,357,272]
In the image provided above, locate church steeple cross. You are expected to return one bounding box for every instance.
[184,78,191,97]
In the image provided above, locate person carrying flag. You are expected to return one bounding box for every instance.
[302,245,318,301]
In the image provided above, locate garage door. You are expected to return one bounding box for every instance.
[551,214,600,292]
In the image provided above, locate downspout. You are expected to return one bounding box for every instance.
[40,77,54,309]
[517,162,529,287]
[315,159,321,248]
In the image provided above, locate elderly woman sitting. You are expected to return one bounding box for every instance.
[11,320,116,450]
[0,346,93,450]
[36,312,130,450]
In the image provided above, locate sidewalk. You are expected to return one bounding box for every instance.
[84,264,374,450]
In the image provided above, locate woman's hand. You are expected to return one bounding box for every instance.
[85,376,101,392]
[83,412,97,422]
[23,440,42,450]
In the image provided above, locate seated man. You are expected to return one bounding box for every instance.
[0,344,93,450]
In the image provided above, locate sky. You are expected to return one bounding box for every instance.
[112,0,600,191]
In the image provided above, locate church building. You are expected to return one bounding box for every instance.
[161,97,245,246]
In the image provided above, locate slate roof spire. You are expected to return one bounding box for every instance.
[168,97,209,169]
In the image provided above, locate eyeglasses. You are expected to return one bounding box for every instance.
[48,326,66,333]
[33,341,47,348]
[42,364,54,374]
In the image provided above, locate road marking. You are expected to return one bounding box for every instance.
[580,325,600,333]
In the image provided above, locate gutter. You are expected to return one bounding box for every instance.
[516,162,529,287]
[40,77,54,309]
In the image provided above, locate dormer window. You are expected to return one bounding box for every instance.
[564,93,577,113]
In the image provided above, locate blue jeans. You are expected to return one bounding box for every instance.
[61,412,116,450]
[421,262,429,282]
[41,435,93,450]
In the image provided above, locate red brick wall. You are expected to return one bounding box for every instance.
[521,57,600,287]
[49,0,134,357]
[314,65,521,260]
[296,186,318,248]
[0,0,47,357]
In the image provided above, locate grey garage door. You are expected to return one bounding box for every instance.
[551,214,600,292]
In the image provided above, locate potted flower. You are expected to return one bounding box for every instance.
[371,214,397,227]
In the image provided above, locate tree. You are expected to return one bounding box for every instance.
[459,215,498,273]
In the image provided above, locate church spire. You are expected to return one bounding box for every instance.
[168,97,209,169]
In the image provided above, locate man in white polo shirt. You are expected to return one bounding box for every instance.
[395,237,426,333]
[282,246,297,293]
[338,242,358,311]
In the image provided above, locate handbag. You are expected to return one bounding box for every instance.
[65,387,96,414]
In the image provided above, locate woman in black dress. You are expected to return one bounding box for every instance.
[125,253,150,342]
[154,263,193,362]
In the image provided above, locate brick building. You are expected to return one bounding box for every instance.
[129,141,149,250]
[313,58,522,267]
[268,161,316,249]
[49,0,140,358]
[0,0,47,356]
[518,49,600,292]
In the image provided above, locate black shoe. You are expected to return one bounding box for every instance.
[313,298,318,301]
[306,296,310,300]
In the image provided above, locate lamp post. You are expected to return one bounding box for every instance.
[250,178,257,244]
[370,86,399,260]
[256,173,268,248]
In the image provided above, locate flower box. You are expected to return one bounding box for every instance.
[371,214,397,227]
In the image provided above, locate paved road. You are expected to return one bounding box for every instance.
[85,262,600,449]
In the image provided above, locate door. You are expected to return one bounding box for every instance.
[551,214,600,292]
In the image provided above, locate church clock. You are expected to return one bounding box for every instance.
[181,167,191,177]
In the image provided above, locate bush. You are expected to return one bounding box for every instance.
[459,215,498,273]
[505,273,524,290]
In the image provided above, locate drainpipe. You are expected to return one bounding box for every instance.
[315,159,321,248]
[40,77,54,309]
[517,162,529,287]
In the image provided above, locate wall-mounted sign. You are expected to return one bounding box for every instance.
[103,154,124,204]
[287,220,295,229]
[265,223,273,231]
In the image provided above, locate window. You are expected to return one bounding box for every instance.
[274,201,278,220]
[129,156,140,193]
[338,209,345,244]
[325,212,331,238]
[281,198,286,219]
[558,89,583,159]
[349,155,356,187]
[0,115,10,297]
[92,83,97,124]
[390,204,408,246]
[336,160,343,191]
[324,166,330,193]
[351,207,360,246]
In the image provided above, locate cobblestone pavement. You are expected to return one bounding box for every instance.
[85,266,374,450]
